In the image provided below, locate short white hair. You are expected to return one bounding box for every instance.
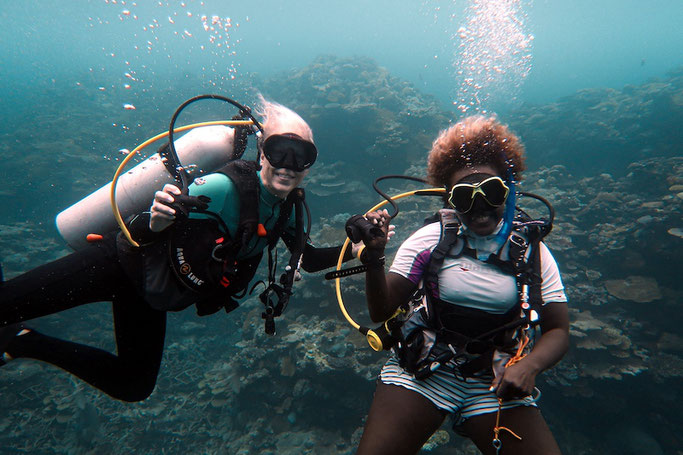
[255,94,314,144]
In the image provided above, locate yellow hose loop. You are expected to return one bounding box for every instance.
[334,188,446,331]
[112,120,256,247]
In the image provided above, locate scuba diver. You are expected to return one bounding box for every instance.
[0,95,352,402]
[349,116,569,454]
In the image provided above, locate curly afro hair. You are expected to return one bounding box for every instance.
[427,116,526,188]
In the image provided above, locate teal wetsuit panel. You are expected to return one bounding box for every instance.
[187,172,295,259]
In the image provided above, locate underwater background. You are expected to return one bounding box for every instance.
[1,0,682,453]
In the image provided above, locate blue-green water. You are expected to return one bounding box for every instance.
[1,1,682,454]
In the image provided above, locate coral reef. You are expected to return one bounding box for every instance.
[508,67,683,175]
[604,276,662,303]
[1,59,682,455]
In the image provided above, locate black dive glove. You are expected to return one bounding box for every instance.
[169,194,211,220]
[232,109,255,160]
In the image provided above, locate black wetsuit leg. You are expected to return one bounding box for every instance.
[0,238,167,402]
[1,237,128,325]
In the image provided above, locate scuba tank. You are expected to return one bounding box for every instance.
[56,125,236,250]
[56,94,263,251]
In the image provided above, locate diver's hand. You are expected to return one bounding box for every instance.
[150,184,182,232]
[351,211,395,257]
[490,360,537,401]
[346,210,393,249]
[365,209,395,249]
[149,184,211,232]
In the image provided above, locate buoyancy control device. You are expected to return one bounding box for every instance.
[327,175,554,357]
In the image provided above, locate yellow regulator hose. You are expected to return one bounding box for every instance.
[112,120,255,247]
[334,188,446,349]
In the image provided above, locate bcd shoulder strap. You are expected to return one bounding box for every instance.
[423,209,461,300]
[259,188,306,335]
[216,160,261,255]
[508,223,545,318]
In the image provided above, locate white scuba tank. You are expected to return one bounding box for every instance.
[56,125,236,250]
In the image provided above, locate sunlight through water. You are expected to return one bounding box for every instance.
[454,0,533,113]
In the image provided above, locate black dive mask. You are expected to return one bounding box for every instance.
[261,133,317,172]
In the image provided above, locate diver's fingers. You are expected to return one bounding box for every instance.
[152,189,176,216]
[149,186,181,232]
[492,378,509,399]
[151,200,176,218]
[365,211,382,222]
[149,199,177,231]
[153,190,175,205]
[369,210,391,224]
[149,211,174,232]
[162,183,182,195]
[387,225,396,241]
[381,209,393,227]
[154,183,181,206]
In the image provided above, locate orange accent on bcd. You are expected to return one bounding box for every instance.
[257,224,268,237]
[86,233,104,243]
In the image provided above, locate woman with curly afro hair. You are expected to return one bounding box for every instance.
[353,116,569,454]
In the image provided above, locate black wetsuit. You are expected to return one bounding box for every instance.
[0,227,346,402]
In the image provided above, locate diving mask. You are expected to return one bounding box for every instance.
[448,176,510,214]
[261,133,317,172]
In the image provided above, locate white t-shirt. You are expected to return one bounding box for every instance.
[389,222,567,315]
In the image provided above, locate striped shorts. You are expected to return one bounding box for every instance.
[379,355,537,428]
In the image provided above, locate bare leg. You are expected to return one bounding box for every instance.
[356,382,446,455]
[462,405,561,455]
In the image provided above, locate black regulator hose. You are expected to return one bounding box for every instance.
[517,191,555,235]
[166,94,265,192]
[372,175,430,219]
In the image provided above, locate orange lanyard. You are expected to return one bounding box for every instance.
[491,334,529,454]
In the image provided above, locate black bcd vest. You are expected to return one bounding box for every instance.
[120,160,304,316]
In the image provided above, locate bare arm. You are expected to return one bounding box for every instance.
[522,301,570,373]
[358,210,417,322]
[493,301,569,399]
[366,270,417,322]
